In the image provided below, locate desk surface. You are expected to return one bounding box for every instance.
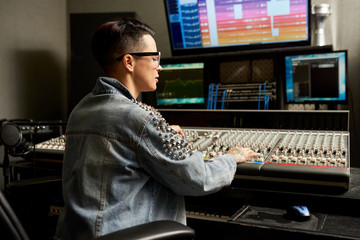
[228,204,360,240]
[186,168,360,240]
[223,167,360,216]
[226,168,360,240]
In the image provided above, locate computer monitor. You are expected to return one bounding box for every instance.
[284,51,347,104]
[164,0,311,56]
[156,62,205,107]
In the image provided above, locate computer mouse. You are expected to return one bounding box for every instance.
[285,205,311,221]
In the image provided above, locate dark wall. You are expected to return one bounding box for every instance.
[69,12,136,114]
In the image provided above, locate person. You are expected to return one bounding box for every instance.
[54,18,260,240]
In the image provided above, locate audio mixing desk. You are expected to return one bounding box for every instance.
[33,126,350,190]
[183,127,350,190]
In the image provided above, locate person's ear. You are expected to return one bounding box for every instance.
[123,54,135,72]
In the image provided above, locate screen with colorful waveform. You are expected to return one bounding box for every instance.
[156,62,205,106]
[164,0,310,55]
[285,51,347,104]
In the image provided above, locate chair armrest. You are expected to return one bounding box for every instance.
[94,220,195,240]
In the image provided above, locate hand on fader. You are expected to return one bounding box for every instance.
[170,125,184,136]
[226,147,260,164]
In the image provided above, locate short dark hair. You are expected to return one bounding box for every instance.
[91,18,155,69]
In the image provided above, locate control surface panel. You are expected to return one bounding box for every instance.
[34,127,350,189]
[183,127,350,190]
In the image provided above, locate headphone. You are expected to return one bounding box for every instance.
[0,120,34,157]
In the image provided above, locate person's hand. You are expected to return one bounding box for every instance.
[170,125,184,136]
[226,147,260,164]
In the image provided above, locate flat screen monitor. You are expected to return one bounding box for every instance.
[164,0,311,56]
[285,51,347,104]
[156,62,205,107]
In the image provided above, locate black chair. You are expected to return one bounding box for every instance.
[93,221,195,240]
[0,189,30,240]
[0,189,195,240]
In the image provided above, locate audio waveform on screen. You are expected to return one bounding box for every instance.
[158,79,204,99]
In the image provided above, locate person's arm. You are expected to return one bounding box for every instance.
[137,115,259,196]
[171,124,259,164]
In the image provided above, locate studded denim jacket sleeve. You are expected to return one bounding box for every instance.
[136,105,238,196]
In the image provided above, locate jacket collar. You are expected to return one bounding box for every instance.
[93,77,135,100]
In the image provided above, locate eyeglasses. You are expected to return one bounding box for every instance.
[116,52,161,68]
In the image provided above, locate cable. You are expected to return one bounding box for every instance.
[263,81,267,110]
[258,84,262,110]
[221,90,227,109]
[207,84,214,109]
[213,84,220,109]
[265,96,270,110]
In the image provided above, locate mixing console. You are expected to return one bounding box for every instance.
[183,127,350,190]
[34,135,66,154]
[184,128,348,167]
[33,127,350,189]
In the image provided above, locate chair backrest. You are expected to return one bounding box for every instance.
[0,190,30,240]
[94,220,195,240]
[0,187,195,240]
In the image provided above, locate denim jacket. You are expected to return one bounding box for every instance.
[55,77,237,240]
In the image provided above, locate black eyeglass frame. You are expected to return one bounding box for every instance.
[116,52,161,62]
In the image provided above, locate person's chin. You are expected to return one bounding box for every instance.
[144,86,157,92]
